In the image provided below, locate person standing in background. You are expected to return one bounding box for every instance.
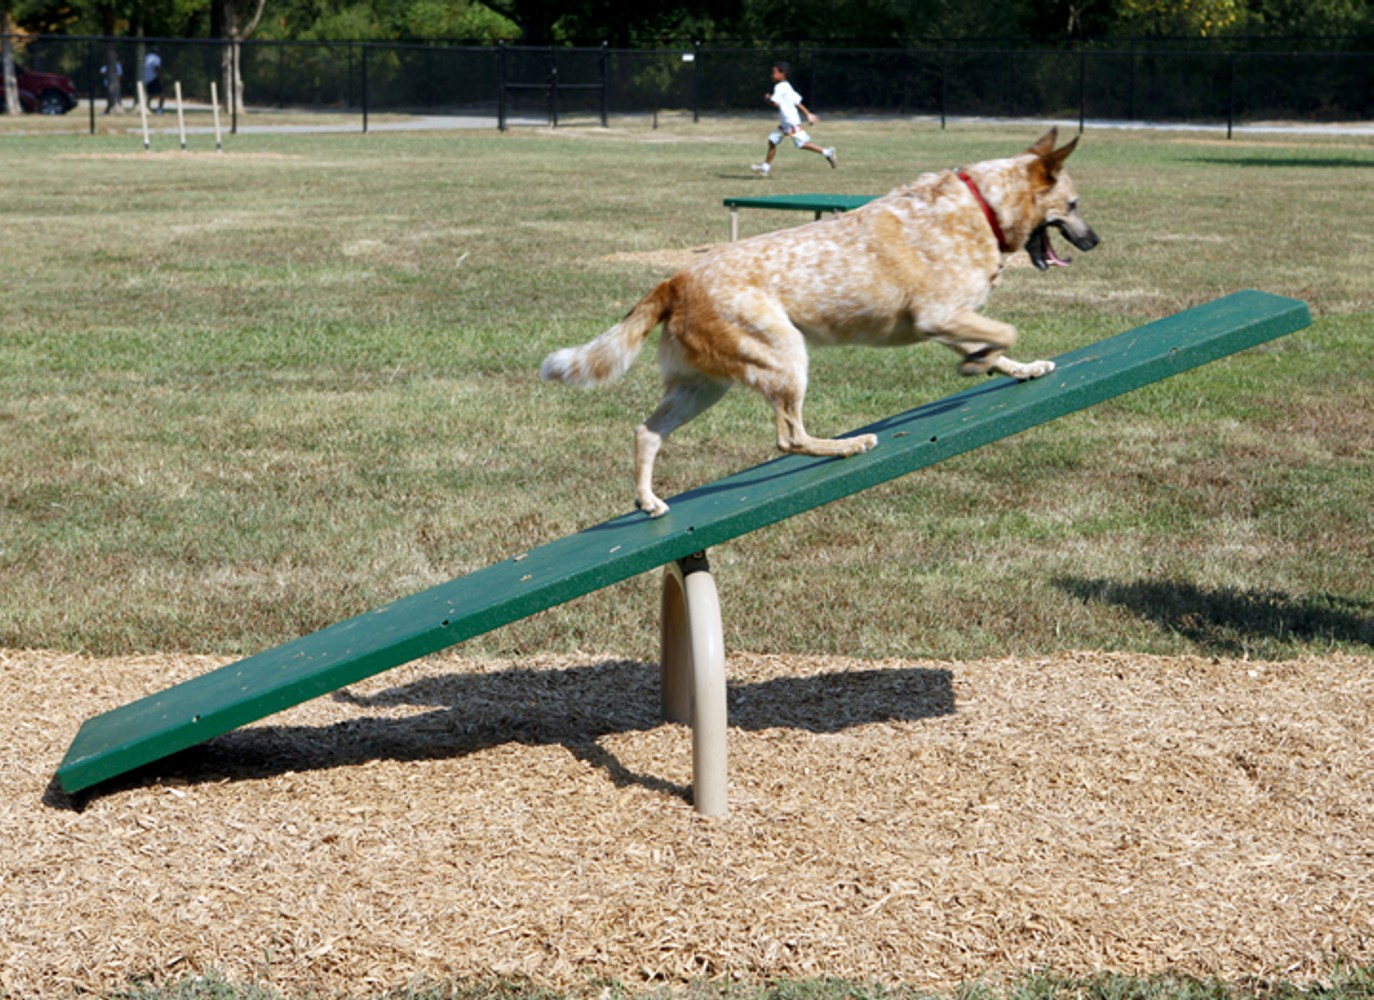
[144,48,164,114]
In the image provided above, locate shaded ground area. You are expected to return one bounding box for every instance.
[2,648,1371,996]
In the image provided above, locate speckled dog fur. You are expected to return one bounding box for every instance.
[542,129,1099,517]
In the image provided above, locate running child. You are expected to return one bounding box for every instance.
[751,61,837,177]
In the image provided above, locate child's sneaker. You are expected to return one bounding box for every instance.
[750,162,771,177]
[823,147,837,168]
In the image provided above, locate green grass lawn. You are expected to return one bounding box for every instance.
[104,963,1374,1000]
[2,118,1371,662]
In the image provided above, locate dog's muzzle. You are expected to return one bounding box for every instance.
[1028,220,1100,270]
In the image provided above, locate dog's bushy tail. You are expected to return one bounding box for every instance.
[540,279,674,387]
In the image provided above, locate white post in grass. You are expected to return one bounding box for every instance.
[175,80,187,153]
[210,82,223,153]
[137,81,150,151]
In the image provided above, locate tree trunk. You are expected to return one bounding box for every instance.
[220,40,238,113]
[99,3,123,113]
[2,10,21,117]
[215,0,266,114]
[103,40,123,112]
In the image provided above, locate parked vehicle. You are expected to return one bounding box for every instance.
[0,65,79,114]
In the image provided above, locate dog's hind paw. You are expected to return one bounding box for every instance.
[637,495,671,518]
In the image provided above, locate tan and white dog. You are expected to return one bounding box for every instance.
[541,128,1100,517]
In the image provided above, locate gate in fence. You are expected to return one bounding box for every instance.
[497,42,609,129]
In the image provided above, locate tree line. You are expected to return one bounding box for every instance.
[3,0,1371,115]
[4,0,1373,48]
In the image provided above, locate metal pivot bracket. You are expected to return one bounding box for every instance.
[659,551,728,816]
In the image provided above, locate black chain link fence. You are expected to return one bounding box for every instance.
[5,34,1371,133]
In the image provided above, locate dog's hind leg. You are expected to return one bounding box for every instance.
[734,321,878,462]
[767,381,878,460]
[635,375,729,517]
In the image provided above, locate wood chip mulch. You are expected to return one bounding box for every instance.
[2,647,1371,997]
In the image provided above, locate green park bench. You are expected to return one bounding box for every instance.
[722,193,876,240]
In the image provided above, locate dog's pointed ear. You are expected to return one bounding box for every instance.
[1027,128,1058,158]
[1044,134,1077,175]
[1043,134,1080,180]
[1027,132,1079,190]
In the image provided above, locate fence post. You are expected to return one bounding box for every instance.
[1129,42,1137,121]
[940,48,948,129]
[1078,48,1087,133]
[497,40,507,131]
[86,38,96,135]
[1227,51,1236,139]
[692,40,701,123]
[548,46,557,127]
[900,49,910,115]
[361,43,369,133]
[600,40,608,127]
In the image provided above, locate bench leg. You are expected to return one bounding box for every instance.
[660,552,728,816]
[729,207,739,242]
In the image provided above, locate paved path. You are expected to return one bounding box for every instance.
[153,110,1374,138]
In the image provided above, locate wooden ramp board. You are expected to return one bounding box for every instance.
[57,290,1311,794]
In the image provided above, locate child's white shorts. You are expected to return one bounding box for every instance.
[769,123,810,148]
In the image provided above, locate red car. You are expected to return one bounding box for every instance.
[1,65,79,114]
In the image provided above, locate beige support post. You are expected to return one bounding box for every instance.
[210,82,224,153]
[659,552,728,817]
[729,206,739,242]
[174,80,187,153]
[136,81,150,151]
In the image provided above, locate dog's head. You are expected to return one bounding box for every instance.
[1022,128,1100,270]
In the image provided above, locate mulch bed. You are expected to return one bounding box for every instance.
[2,647,1371,997]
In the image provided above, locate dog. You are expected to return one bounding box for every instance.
[541,128,1100,517]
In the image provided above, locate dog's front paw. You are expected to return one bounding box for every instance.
[958,350,998,377]
[1007,359,1056,380]
[637,494,671,519]
[851,433,878,453]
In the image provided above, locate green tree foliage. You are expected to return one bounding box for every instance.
[6,0,84,35]
[1113,0,1248,37]
[10,0,206,38]
[401,0,517,40]
[3,0,1370,47]
[270,0,517,41]
[1246,0,1372,36]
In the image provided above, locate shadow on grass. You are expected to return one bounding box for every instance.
[51,659,953,809]
[1057,576,1374,656]
[1183,156,1374,169]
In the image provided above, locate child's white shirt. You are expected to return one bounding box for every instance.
[770,80,805,127]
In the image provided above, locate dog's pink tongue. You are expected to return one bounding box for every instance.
[1047,239,1071,267]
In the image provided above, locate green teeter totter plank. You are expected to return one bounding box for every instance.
[57,290,1311,794]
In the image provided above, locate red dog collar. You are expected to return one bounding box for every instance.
[957,171,1011,253]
